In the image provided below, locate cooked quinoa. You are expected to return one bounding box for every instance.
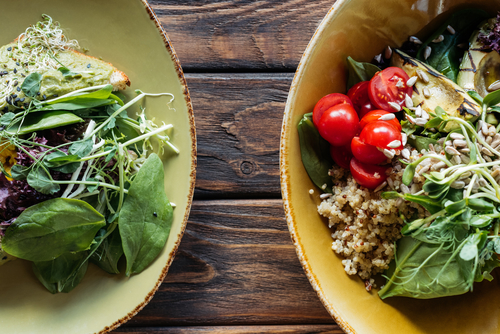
[318,157,429,280]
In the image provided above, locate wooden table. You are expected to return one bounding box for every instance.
[114,1,342,333]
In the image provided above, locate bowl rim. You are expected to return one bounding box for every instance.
[100,1,197,333]
[279,1,356,333]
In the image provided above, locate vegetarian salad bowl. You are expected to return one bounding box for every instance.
[281,0,500,333]
[0,1,195,333]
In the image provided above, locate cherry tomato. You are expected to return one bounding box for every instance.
[313,93,354,127]
[317,104,359,147]
[368,67,412,112]
[330,144,353,169]
[350,158,388,189]
[360,121,403,150]
[347,81,375,118]
[359,110,402,131]
[351,136,388,165]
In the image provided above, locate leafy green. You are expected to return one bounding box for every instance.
[407,135,437,152]
[119,153,173,276]
[2,198,105,262]
[0,112,15,126]
[346,57,380,90]
[69,138,94,158]
[10,164,30,180]
[6,111,83,135]
[21,72,42,98]
[483,89,500,108]
[58,66,81,79]
[297,113,333,192]
[91,228,124,274]
[27,167,60,195]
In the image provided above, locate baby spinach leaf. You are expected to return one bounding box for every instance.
[45,84,114,105]
[417,9,488,82]
[91,228,124,274]
[32,251,88,294]
[2,198,105,262]
[119,153,173,276]
[27,168,60,195]
[21,72,41,98]
[346,56,380,90]
[0,112,15,126]
[10,164,30,180]
[297,113,333,192]
[37,99,117,112]
[6,111,83,135]
[69,138,94,158]
[43,152,80,168]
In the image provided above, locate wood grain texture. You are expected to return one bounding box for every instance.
[123,200,334,326]
[150,0,334,71]
[115,325,342,333]
[188,73,293,199]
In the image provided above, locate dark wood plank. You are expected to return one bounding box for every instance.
[123,200,334,327]
[115,325,342,333]
[188,73,292,199]
[151,0,334,71]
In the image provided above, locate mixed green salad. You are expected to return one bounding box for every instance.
[299,9,500,299]
[0,16,178,293]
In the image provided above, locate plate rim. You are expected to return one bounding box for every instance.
[100,1,197,333]
[279,1,356,333]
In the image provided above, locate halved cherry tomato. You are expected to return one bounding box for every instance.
[351,136,388,165]
[317,104,359,147]
[350,158,388,189]
[368,67,412,112]
[360,121,403,150]
[359,110,402,131]
[330,144,353,169]
[347,81,375,118]
[313,93,354,127]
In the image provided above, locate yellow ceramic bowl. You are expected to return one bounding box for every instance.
[281,1,500,333]
[0,1,196,333]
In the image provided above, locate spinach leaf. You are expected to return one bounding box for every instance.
[297,113,333,192]
[69,138,94,158]
[27,168,60,195]
[91,228,124,274]
[45,84,114,105]
[0,112,15,126]
[416,9,488,82]
[21,72,42,98]
[346,57,380,90]
[32,251,88,294]
[43,151,80,168]
[6,111,83,135]
[37,99,117,112]
[2,198,105,262]
[119,153,173,276]
[379,235,473,299]
[10,164,30,180]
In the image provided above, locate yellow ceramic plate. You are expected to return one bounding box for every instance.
[0,1,196,333]
[281,1,500,333]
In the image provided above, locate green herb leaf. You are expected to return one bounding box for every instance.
[43,152,80,168]
[21,72,42,98]
[85,177,99,192]
[119,153,173,276]
[6,111,83,135]
[405,194,443,214]
[483,89,500,107]
[346,57,380,90]
[467,198,494,212]
[402,164,416,186]
[69,138,93,158]
[0,112,15,126]
[2,198,105,262]
[407,135,437,152]
[27,168,60,195]
[468,91,484,104]
[10,164,30,180]
[90,228,123,274]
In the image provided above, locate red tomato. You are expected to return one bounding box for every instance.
[360,121,403,150]
[350,158,388,189]
[359,110,402,131]
[347,81,375,118]
[368,67,412,112]
[317,104,359,147]
[330,144,353,169]
[312,93,354,127]
[351,136,388,165]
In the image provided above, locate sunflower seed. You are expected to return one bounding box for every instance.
[418,165,431,176]
[406,114,416,124]
[384,46,393,59]
[492,169,500,178]
[423,87,431,98]
[383,149,395,159]
[432,35,444,43]
[478,178,488,187]
[421,109,429,120]
[417,69,430,83]
[401,133,407,146]
[374,54,383,63]
[415,105,422,117]
[406,76,418,87]
[488,80,500,92]
[486,136,493,145]
[424,46,432,60]
[481,147,494,156]
[387,177,394,189]
[458,171,472,180]
[388,101,401,111]
[402,148,410,159]
[450,133,465,140]
[459,148,470,153]
[320,193,332,199]
[445,146,460,155]
[415,118,427,126]
[447,25,456,34]
[445,140,452,146]
[451,180,465,189]
[409,36,423,44]
[379,113,395,121]
[453,139,467,148]
[374,181,387,192]
[400,184,410,194]
[453,155,462,164]
[387,140,402,148]
[405,94,413,108]
[491,139,500,149]
[484,155,493,162]
[489,126,496,137]
[431,161,446,170]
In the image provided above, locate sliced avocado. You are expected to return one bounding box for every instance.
[457,19,498,96]
[392,49,481,131]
